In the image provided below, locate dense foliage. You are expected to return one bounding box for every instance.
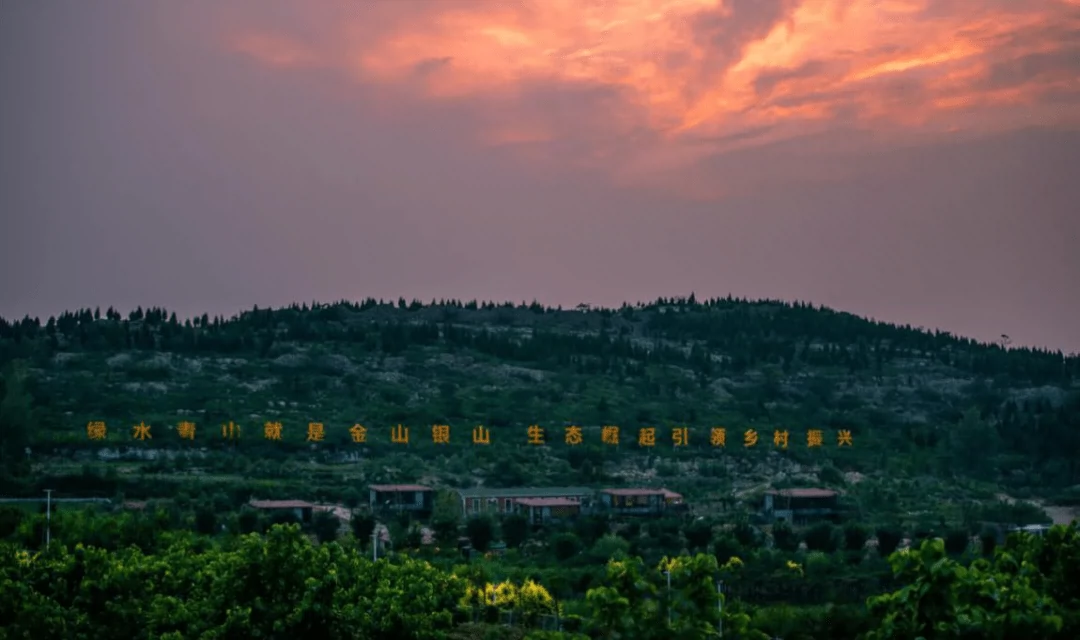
[2,521,1078,639]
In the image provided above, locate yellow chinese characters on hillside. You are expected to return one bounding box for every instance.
[350,424,367,443]
[177,421,196,440]
[433,424,450,444]
[221,421,240,440]
[87,421,107,440]
[81,420,854,447]
[132,422,152,441]
[264,421,283,441]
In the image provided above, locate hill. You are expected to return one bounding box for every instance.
[1,296,1078,523]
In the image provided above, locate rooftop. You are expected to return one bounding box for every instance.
[458,486,594,499]
[369,484,433,492]
[661,489,683,501]
[602,488,667,496]
[249,500,315,509]
[765,488,838,498]
[515,497,582,507]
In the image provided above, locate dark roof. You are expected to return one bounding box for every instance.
[458,486,594,499]
[369,484,432,492]
[515,497,582,507]
[765,488,838,498]
[249,500,315,509]
[602,488,667,496]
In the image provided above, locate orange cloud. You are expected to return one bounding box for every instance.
[229,0,1080,195]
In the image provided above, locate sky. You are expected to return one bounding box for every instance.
[1,0,1078,353]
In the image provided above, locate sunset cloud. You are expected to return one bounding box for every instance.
[232,32,321,69]
[229,0,1080,195]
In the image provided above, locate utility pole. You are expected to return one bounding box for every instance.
[44,489,53,548]
[664,570,672,625]
[373,525,378,562]
[717,579,725,637]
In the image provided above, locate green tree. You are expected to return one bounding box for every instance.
[0,362,33,477]
[350,510,376,546]
[864,537,1064,640]
[684,519,713,551]
[876,526,903,557]
[732,522,760,550]
[312,510,341,543]
[943,528,970,555]
[552,532,582,561]
[979,526,999,557]
[502,513,529,549]
[843,523,869,552]
[466,515,496,552]
[713,534,741,563]
[431,490,462,545]
[772,521,800,552]
[194,507,217,535]
[804,522,838,553]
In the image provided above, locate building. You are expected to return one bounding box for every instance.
[661,489,687,511]
[458,487,594,517]
[761,488,838,524]
[369,484,434,515]
[515,498,584,525]
[248,499,315,523]
[599,488,677,516]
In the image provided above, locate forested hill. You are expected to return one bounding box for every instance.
[1,296,1078,493]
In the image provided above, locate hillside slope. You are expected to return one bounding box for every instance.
[1,296,1078,516]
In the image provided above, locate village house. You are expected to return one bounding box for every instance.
[761,488,839,525]
[662,489,688,511]
[248,499,315,523]
[515,497,584,525]
[599,488,682,516]
[457,487,594,517]
[369,484,434,515]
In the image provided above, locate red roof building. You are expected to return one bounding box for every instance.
[599,488,676,516]
[457,487,594,517]
[369,484,434,514]
[247,499,315,523]
[762,488,839,524]
[514,497,583,525]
